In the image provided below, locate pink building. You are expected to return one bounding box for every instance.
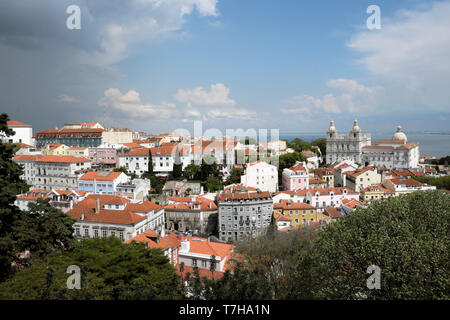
[282,161,309,191]
[88,147,117,165]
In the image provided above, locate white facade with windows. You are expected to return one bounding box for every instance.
[326,120,371,164]
[240,161,278,192]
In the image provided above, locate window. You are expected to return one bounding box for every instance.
[201,260,207,268]
[84,228,89,237]
[94,229,99,238]
[192,259,197,266]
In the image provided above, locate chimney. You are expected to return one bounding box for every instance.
[95,197,100,214]
[81,212,85,221]
[180,240,190,253]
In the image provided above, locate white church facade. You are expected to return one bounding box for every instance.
[325,120,371,164]
[326,121,419,170]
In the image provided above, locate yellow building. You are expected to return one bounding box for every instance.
[273,200,318,227]
[344,167,381,192]
[360,184,395,204]
[41,143,69,156]
[67,146,90,158]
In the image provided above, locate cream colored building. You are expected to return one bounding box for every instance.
[41,144,69,156]
[67,146,89,158]
[343,167,381,192]
[101,128,133,144]
[360,184,395,204]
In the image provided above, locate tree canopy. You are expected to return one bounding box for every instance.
[293,190,450,299]
[1,113,75,282]
[0,237,183,299]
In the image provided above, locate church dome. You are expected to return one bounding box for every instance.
[392,125,407,142]
[327,120,337,133]
[351,119,361,133]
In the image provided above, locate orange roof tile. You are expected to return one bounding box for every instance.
[37,155,90,163]
[7,120,31,127]
[80,171,123,181]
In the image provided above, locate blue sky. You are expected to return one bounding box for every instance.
[1,0,449,136]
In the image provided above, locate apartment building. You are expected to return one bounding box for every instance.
[218,190,273,242]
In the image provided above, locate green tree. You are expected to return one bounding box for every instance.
[1,113,74,282]
[0,237,183,299]
[293,190,450,299]
[225,167,242,185]
[204,177,223,192]
[411,175,450,190]
[148,148,154,175]
[183,163,200,180]
[311,138,326,157]
[277,152,306,186]
[209,255,217,280]
[200,155,218,180]
[172,147,182,179]
[287,138,312,153]
[12,198,77,266]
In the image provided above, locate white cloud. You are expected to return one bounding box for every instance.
[347,1,450,111]
[207,107,256,120]
[90,0,220,65]
[281,79,383,115]
[57,95,78,103]
[98,88,175,119]
[175,83,256,120]
[175,83,236,107]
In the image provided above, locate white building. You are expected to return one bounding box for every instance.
[119,145,191,176]
[67,195,165,242]
[272,187,359,213]
[383,178,436,196]
[78,171,129,195]
[2,121,33,146]
[33,155,91,190]
[13,154,41,186]
[326,120,371,164]
[361,126,420,169]
[240,161,278,192]
[115,179,152,201]
[15,189,87,212]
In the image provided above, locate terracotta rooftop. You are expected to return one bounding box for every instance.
[7,120,31,127]
[80,171,124,181]
[37,155,90,163]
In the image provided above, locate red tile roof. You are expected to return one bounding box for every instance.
[79,171,123,181]
[126,200,164,213]
[218,191,271,202]
[275,214,291,221]
[274,200,316,210]
[37,155,90,163]
[341,198,364,209]
[7,120,31,127]
[182,237,234,260]
[361,184,394,194]
[13,154,42,161]
[389,178,425,187]
[177,265,225,280]
[67,207,146,225]
[77,194,131,207]
[324,207,343,218]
